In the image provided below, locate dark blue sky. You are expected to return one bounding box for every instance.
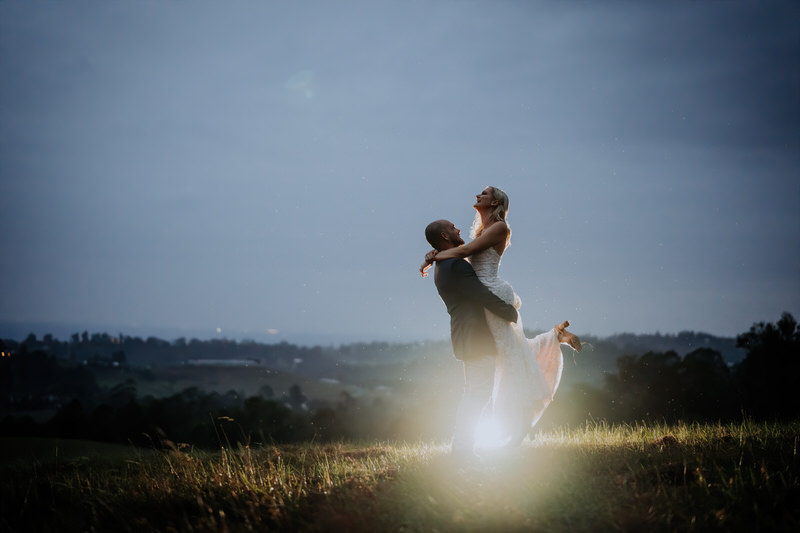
[1,1,798,344]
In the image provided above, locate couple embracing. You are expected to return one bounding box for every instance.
[422,186,582,459]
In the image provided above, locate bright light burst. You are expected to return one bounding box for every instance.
[473,416,509,449]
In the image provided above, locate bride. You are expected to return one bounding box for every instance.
[421,186,581,446]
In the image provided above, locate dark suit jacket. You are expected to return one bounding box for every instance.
[434,257,518,361]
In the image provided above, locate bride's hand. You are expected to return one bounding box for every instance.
[420,262,432,277]
[420,250,437,277]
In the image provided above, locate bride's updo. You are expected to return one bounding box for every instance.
[471,186,511,246]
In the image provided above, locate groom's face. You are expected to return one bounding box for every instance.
[443,222,465,247]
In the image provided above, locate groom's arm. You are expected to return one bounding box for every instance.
[452,259,518,323]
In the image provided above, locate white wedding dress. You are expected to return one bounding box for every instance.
[469,247,564,440]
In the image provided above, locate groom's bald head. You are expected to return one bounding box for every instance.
[425,219,463,251]
[425,220,449,249]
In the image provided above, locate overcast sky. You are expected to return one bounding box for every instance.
[1,1,798,345]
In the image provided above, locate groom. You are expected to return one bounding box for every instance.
[424,219,519,458]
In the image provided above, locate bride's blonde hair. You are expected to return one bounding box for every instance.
[471,186,511,247]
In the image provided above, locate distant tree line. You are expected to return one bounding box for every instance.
[0,380,409,448]
[0,332,437,381]
[0,328,742,376]
[1,313,796,447]
[541,312,800,427]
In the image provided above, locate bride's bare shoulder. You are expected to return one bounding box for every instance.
[484,220,509,237]
[485,221,509,256]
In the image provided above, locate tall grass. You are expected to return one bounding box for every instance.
[1,420,797,532]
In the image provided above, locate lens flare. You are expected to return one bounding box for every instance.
[474,416,508,449]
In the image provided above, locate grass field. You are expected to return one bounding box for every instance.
[1,420,798,532]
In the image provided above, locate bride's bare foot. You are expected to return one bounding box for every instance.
[555,320,582,352]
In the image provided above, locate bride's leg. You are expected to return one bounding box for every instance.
[555,321,582,352]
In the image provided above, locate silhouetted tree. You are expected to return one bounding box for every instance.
[604,351,682,421]
[735,312,800,419]
[679,348,738,420]
[45,399,89,439]
[285,384,307,411]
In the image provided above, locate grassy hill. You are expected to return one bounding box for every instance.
[2,420,797,532]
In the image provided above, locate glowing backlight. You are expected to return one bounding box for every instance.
[474,416,508,449]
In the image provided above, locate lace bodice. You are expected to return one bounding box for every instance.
[470,247,501,281]
[470,247,519,309]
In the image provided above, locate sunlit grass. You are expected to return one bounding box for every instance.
[1,439,445,531]
[362,420,799,532]
[2,421,798,532]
